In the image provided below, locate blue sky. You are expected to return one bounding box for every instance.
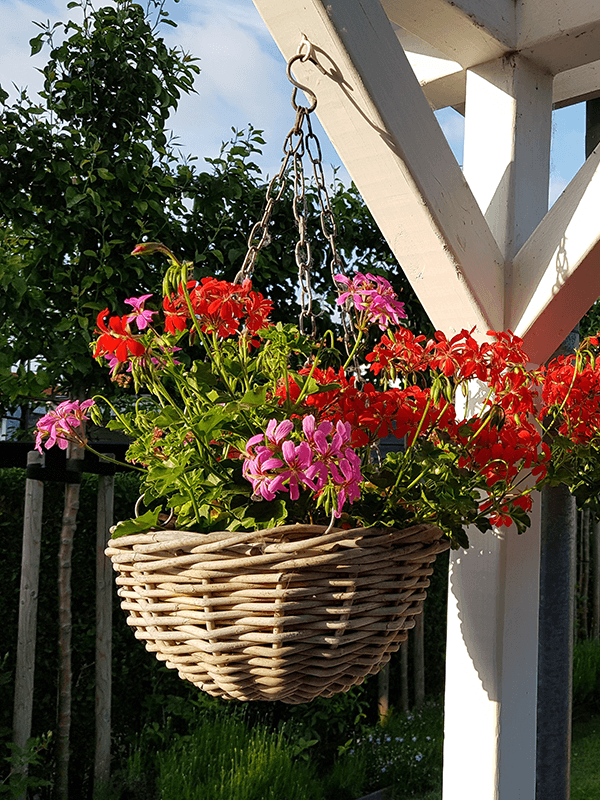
[0,0,588,206]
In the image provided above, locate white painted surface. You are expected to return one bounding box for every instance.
[251,2,600,798]
[554,60,600,108]
[252,0,505,336]
[463,56,552,262]
[443,534,502,797]
[392,25,465,112]
[511,143,600,363]
[518,1,600,74]
[443,53,551,800]
[444,508,542,798]
[388,3,600,113]
[382,0,512,69]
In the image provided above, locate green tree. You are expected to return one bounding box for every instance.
[175,126,432,337]
[0,0,199,416]
[0,4,200,797]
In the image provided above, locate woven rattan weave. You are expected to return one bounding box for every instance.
[106,522,449,703]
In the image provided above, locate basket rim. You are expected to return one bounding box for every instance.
[107,520,446,548]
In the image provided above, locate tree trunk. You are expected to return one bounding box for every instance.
[56,442,84,800]
[94,463,114,797]
[378,662,389,722]
[413,610,425,708]
[400,640,409,713]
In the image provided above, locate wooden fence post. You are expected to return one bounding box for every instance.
[12,450,45,788]
[94,458,114,797]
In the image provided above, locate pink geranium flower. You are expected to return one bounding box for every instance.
[242,416,363,514]
[279,440,317,500]
[35,399,95,452]
[125,294,156,331]
[243,451,285,501]
[334,272,407,331]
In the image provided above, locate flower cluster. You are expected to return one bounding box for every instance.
[33,243,600,545]
[35,399,95,452]
[243,416,362,516]
[335,272,407,331]
[163,276,272,338]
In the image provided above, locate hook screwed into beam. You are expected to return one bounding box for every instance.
[287,34,318,112]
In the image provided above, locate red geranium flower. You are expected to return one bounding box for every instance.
[94,309,146,363]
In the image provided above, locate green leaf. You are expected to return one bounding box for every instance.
[110,508,161,538]
[65,186,85,209]
[29,35,43,55]
[240,386,267,406]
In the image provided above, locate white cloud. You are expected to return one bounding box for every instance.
[162,1,292,173]
[0,0,60,99]
[0,0,345,179]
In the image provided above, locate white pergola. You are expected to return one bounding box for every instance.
[251,2,600,798]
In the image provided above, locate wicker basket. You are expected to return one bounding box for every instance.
[106,522,449,704]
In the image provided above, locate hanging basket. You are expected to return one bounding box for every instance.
[106,522,449,704]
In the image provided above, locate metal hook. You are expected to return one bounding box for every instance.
[286,36,318,113]
[135,495,174,528]
[297,33,315,63]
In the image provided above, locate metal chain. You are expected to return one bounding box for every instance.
[234,43,356,351]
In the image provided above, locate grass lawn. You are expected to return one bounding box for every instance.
[571,712,600,799]
[401,711,600,800]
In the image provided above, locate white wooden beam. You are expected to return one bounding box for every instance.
[554,61,600,109]
[382,0,514,69]
[393,25,465,111]
[385,0,600,76]
[463,56,553,261]
[387,2,600,112]
[518,2,600,75]
[252,0,505,335]
[443,55,552,800]
[397,34,600,113]
[510,144,600,365]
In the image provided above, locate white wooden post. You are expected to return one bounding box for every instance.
[247,3,600,797]
[13,450,44,781]
[442,56,552,800]
[94,458,114,796]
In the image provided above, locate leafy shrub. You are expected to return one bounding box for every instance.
[156,716,325,800]
[333,703,444,798]
[573,639,600,710]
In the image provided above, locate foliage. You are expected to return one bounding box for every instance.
[332,703,444,798]
[571,714,600,800]
[156,717,325,800]
[0,734,53,797]
[110,700,444,800]
[0,0,199,411]
[277,683,371,770]
[573,639,600,710]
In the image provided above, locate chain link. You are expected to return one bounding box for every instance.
[234,46,355,351]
